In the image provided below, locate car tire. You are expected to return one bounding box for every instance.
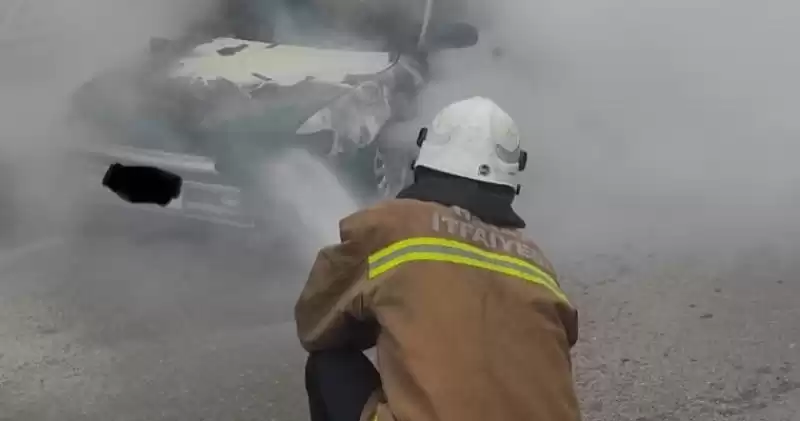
[373,142,413,199]
[372,122,419,199]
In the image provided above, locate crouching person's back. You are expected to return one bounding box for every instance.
[295,96,582,421]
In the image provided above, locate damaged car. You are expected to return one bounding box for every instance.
[67,0,478,231]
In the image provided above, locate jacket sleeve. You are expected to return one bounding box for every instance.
[294,213,379,352]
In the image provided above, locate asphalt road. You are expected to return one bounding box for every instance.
[0,221,311,421]
[1,4,799,419]
[0,207,798,421]
[563,238,800,421]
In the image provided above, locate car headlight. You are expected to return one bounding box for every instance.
[295,81,391,156]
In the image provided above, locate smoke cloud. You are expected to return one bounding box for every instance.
[1,0,797,318]
[0,0,219,240]
[406,0,800,269]
[2,0,797,324]
[2,0,800,419]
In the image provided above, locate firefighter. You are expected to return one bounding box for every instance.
[295,96,581,421]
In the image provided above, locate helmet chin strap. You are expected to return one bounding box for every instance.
[416,127,428,147]
[515,150,527,195]
[518,150,528,171]
[408,127,428,170]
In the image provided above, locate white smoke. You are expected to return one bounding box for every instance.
[0,0,219,240]
[397,0,800,265]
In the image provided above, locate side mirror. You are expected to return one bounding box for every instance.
[422,22,479,51]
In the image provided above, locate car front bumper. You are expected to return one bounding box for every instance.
[78,143,255,229]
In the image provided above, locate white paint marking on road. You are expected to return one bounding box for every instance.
[0,237,66,270]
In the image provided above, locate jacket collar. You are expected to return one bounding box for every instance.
[396,169,526,229]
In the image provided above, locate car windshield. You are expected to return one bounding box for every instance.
[237,3,402,53]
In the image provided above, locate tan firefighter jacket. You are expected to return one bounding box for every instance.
[295,198,581,421]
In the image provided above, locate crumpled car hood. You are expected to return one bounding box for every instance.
[169,37,393,90]
[70,44,361,149]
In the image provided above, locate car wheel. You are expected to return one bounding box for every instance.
[371,121,419,200]
[374,144,412,199]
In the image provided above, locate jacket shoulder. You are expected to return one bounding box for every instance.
[341,199,445,232]
[338,199,446,251]
[348,198,446,218]
[341,199,557,277]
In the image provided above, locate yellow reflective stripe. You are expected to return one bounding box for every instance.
[371,245,553,289]
[371,251,569,303]
[369,237,560,292]
[369,237,552,279]
[368,237,569,304]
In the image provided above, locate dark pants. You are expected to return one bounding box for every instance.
[305,350,381,421]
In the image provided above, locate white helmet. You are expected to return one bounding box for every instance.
[414,96,528,191]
